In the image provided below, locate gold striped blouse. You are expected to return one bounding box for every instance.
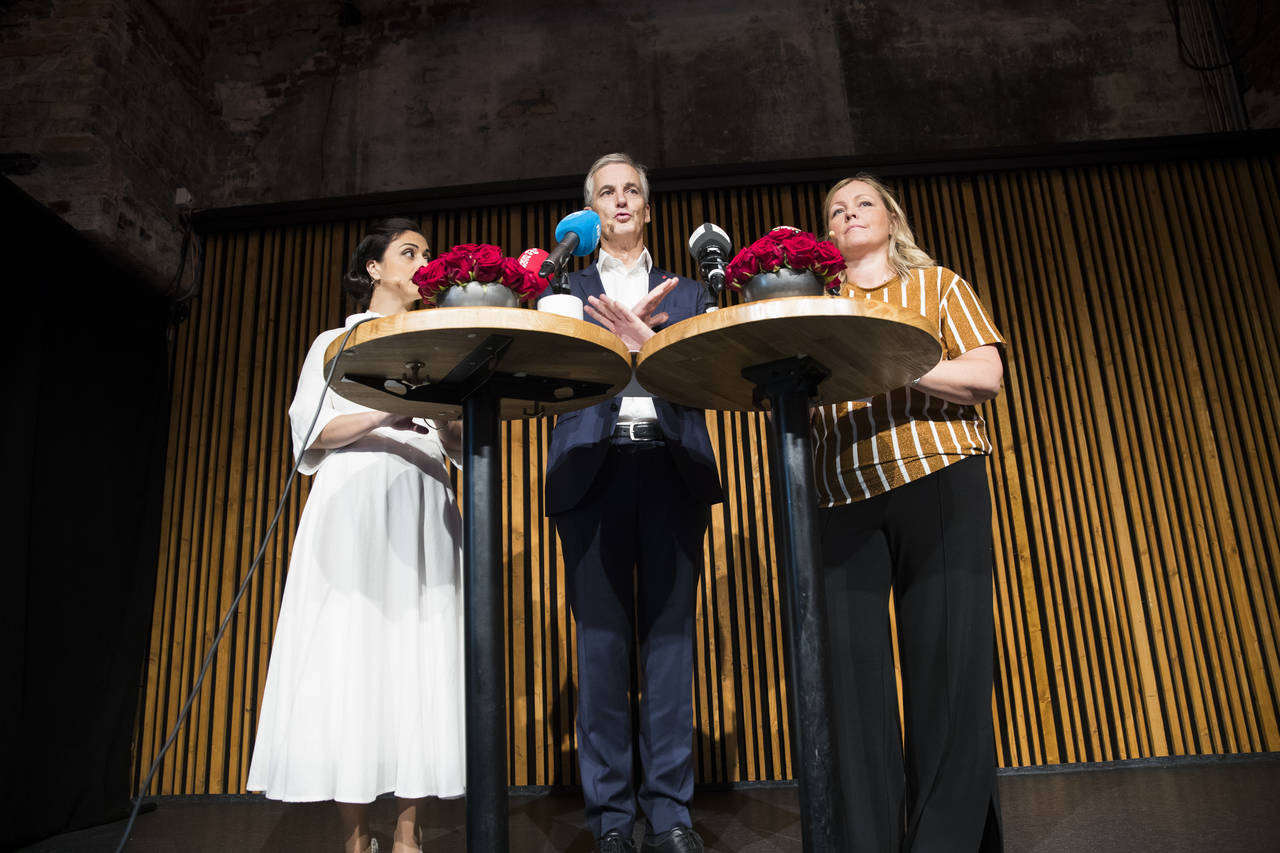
[812,266,1006,507]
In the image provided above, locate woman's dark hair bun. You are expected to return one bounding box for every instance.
[343,217,424,307]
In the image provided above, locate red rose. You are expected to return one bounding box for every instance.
[499,257,546,299]
[413,258,450,300]
[726,228,843,289]
[532,273,551,299]
[472,244,505,282]
[781,230,819,268]
[814,240,846,283]
[750,237,785,272]
[499,256,523,287]
[725,235,785,288]
[526,269,551,299]
[442,248,475,284]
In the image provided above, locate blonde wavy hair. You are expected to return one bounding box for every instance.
[823,173,935,280]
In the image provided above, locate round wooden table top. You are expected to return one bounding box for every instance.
[636,296,942,411]
[323,307,633,420]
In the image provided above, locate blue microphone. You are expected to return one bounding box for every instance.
[540,209,601,278]
[556,209,601,255]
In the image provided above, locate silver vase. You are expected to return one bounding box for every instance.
[740,268,824,302]
[437,282,519,308]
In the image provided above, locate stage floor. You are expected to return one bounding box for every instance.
[20,755,1280,852]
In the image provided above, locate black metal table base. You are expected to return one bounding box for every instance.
[462,387,507,852]
[447,342,844,851]
[333,325,638,853]
[448,334,517,852]
[743,356,845,853]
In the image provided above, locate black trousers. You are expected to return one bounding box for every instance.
[554,444,709,839]
[819,455,1003,853]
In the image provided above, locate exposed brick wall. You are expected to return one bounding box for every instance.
[1,0,1274,291]
[832,0,1214,147]
[1,0,218,288]
[195,0,1234,213]
[1227,0,1280,128]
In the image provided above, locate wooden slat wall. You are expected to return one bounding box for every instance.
[136,155,1280,794]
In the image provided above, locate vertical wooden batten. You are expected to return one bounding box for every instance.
[136,154,1280,794]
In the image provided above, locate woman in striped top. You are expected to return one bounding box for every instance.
[813,175,1006,852]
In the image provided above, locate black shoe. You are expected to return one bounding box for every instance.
[596,829,637,853]
[642,825,704,853]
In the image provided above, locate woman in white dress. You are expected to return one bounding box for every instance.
[247,219,466,853]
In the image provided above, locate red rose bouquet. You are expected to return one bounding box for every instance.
[412,243,549,304]
[724,226,845,290]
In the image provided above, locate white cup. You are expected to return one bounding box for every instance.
[538,293,584,320]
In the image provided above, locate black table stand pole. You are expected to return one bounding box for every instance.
[743,356,845,853]
[462,386,509,853]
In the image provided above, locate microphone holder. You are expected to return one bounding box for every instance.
[703,265,724,292]
[699,256,726,299]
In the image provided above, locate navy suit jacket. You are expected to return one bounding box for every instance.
[543,264,724,516]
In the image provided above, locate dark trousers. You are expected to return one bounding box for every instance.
[554,445,709,839]
[819,455,1003,853]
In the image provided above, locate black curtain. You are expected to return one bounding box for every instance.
[0,177,171,849]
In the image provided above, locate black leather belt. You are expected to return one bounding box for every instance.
[611,421,664,443]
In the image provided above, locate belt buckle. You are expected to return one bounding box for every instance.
[626,422,642,442]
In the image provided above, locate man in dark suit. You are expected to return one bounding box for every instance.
[544,153,722,853]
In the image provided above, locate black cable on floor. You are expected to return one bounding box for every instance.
[114,316,375,853]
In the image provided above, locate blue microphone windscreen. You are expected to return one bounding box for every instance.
[555,209,601,256]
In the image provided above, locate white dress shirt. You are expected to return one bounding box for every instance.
[597,247,658,423]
